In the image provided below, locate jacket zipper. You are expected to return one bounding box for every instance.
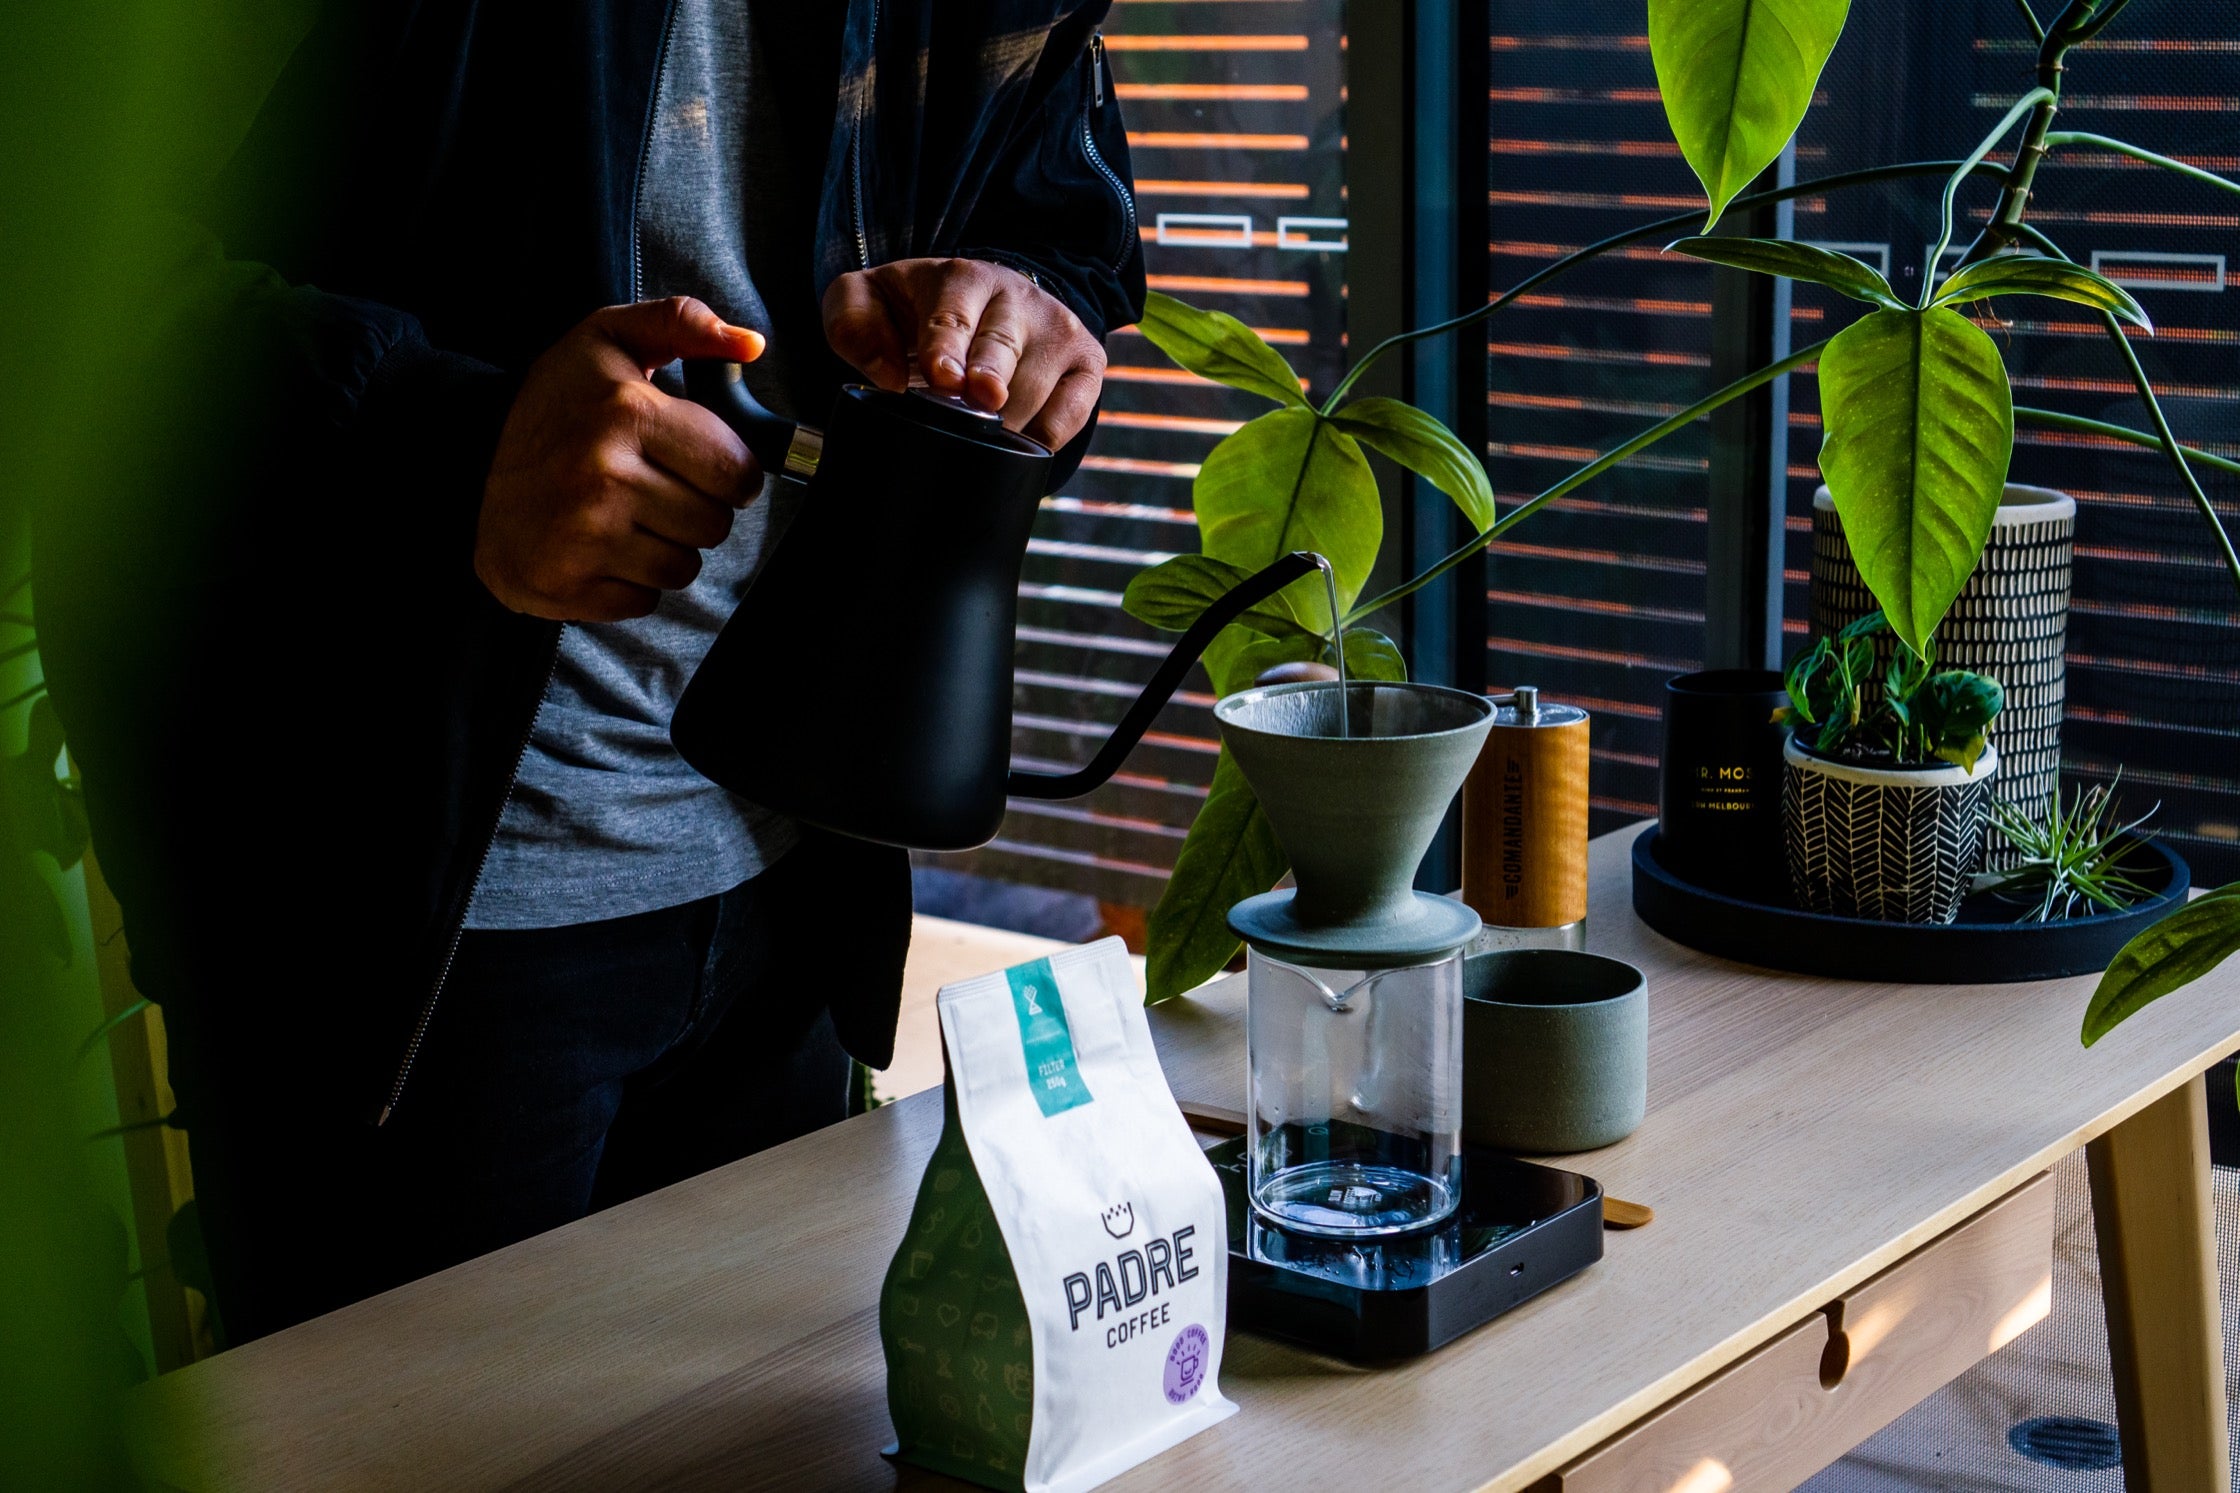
[380,0,687,1128]
[1080,33,1136,275]
[377,633,562,1125]
[849,0,880,270]
[631,0,685,301]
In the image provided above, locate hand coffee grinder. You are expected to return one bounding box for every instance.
[1202,679,1607,1361]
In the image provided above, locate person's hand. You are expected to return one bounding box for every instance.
[822,257,1105,449]
[476,297,766,622]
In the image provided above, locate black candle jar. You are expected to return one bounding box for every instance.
[1658,669,1789,899]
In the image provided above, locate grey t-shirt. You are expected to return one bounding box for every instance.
[467,0,801,930]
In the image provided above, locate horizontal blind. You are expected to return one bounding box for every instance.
[1481,3,1736,829]
[1786,2,2240,886]
[943,0,1350,907]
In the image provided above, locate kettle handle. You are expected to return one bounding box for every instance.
[681,360,824,480]
[1007,551,1327,802]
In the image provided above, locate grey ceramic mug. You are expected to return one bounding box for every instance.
[1463,949,1647,1153]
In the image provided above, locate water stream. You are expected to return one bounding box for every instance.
[1311,553,1351,739]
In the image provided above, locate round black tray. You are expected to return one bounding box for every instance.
[1630,829,2190,983]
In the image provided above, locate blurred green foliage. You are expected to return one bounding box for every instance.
[2,0,310,1484]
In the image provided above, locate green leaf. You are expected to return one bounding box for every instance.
[1649,0,1851,228]
[1666,236,1904,308]
[1817,307,2013,656]
[1195,406,1381,629]
[1327,397,1497,533]
[1342,626,1409,682]
[1121,555,1312,638]
[1205,628,1320,696]
[2083,882,2240,1046]
[1145,749,1288,1002]
[1135,290,1311,409]
[1930,255,2153,332]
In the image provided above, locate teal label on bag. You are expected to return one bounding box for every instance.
[1006,957,1094,1118]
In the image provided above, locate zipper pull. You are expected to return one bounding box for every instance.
[1091,32,1105,108]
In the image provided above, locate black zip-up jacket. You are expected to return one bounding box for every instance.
[36,0,1144,1122]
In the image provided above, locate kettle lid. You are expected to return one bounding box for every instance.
[845,384,1051,457]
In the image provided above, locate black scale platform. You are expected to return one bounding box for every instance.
[1203,1136,1605,1363]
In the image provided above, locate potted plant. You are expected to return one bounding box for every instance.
[1774,613,2003,923]
[1120,0,2240,1001]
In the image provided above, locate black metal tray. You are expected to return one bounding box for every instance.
[1205,1137,1603,1363]
[1630,828,2190,983]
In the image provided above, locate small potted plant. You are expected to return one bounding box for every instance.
[1778,613,2005,924]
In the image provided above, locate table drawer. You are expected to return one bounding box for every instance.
[1549,1172,2054,1493]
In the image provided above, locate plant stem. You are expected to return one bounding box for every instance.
[1322,160,2009,412]
[1346,339,1830,622]
[2095,308,2240,603]
[1925,88,2057,302]
[2014,407,2240,479]
[2045,131,2240,196]
[1963,0,2133,264]
[2011,0,2047,42]
[0,679,45,713]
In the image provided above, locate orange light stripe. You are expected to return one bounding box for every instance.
[1489,33,1648,51]
[1098,411,1246,436]
[1978,92,2239,111]
[1078,455,1204,480]
[1128,131,1311,150]
[1106,364,1310,392]
[1144,273,1311,297]
[1115,83,1308,101]
[1134,179,1311,199]
[1492,137,1683,158]
[1112,324,1311,346]
[1102,34,1309,51]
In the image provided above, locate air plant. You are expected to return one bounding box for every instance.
[1989,775,2159,923]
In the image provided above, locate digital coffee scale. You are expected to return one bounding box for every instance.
[1197,1131,1605,1363]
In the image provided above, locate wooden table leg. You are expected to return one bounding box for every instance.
[2087,1072,2232,1492]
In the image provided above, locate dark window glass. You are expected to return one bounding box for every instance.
[1483,4,1721,829]
[944,5,1351,907]
[1787,4,2240,884]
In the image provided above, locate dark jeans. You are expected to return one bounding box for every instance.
[168,854,851,1345]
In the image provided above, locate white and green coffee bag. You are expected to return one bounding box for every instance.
[881,936,1235,1492]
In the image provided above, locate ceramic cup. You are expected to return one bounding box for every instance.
[1658,668,1790,899]
[1463,949,1647,1154]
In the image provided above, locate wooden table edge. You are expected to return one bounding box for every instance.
[1469,1035,2240,1493]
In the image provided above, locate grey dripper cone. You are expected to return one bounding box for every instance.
[1217,680,1495,967]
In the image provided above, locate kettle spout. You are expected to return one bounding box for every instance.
[682,360,824,480]
[1006,550,1328,802]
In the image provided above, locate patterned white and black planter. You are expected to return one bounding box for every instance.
[1781,736,2000,924]
[1811,483,2073,868]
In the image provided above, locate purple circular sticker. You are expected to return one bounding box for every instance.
[1163,1324,1209,1405]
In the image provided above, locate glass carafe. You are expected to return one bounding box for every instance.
[1245,946,1464,1237]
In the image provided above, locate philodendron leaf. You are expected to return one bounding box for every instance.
[1145,749,1288,1002]
[1342,626,1408,682]
[1649,0,1851,229]
[1666,237,1905,309]
[1135,290,1310,409]
[1195,406,1381,630]
[1818,306,2013,656]
[2082,882,2240,1046]
[1328,397,1497,533]
[1122,555,1312,638]
[1930,255,2153,332]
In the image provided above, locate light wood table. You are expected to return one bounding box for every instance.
[129,823,2240,1492]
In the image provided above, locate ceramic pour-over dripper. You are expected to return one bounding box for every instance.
[1217,681,1496,966]
[1218,680,1498,1239]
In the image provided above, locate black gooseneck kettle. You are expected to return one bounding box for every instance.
[670,360,1322,852]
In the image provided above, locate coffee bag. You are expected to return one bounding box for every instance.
[881,937,1235,1492]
